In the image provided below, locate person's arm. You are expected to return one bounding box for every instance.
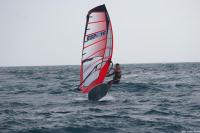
[106,60,114,77]
[106,70,114,77]
[106,68,115,77]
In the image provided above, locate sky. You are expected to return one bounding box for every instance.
[0,0,200,66]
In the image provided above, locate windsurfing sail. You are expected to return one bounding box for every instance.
[80,4,113,93]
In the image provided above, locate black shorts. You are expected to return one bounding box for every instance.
[108,80,120,85]
[112,80,120,84]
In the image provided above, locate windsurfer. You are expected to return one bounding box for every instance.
[107,63,121,87]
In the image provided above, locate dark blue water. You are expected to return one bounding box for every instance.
[0,63,200,133]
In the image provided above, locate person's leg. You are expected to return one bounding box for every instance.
[107,80,113,88]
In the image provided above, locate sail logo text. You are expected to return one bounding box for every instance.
[86,31,106,41]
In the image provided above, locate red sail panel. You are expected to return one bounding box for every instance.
[80,4,113,93]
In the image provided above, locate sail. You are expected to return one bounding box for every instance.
[80,4,113,93]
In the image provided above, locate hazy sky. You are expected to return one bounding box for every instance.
[0,0,200,66]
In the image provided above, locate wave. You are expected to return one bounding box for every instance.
[118,82,164,93]
[18,126,118,133]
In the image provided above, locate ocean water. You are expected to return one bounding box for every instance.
[0,63,200,133]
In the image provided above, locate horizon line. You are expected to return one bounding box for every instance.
[0,61,200,68]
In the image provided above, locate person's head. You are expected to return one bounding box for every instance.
[115,63,120,69]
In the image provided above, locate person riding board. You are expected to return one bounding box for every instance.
[78,61,121,100]
[87,62,121,100]
[107,63,121,87]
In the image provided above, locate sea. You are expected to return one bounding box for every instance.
[0,63,200,133]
